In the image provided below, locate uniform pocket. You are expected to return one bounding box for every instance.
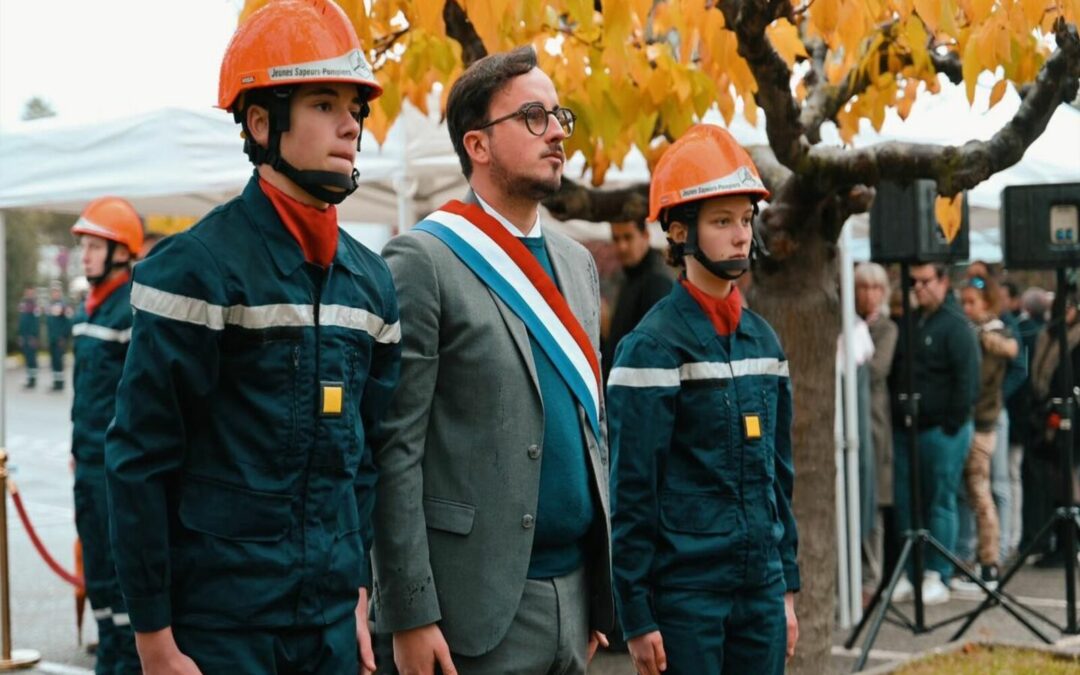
[178,474,291,542]
[423,496,476,536]
[659,492,736,534]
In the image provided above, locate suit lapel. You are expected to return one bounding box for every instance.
[545,235,586,323]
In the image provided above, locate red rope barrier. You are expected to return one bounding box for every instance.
[9,489,84,589]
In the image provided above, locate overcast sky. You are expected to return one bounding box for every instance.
[0,0,241,129]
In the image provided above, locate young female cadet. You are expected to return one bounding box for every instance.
[608,124,800,675]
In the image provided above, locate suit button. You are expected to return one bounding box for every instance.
[521,514,535,529]
[527,444,541,459]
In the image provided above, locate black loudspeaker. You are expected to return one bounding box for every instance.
[1002,183,1080,270]
[870,179,970,263]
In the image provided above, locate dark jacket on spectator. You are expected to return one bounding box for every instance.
[602,248,672,381]
[890,292,980,434]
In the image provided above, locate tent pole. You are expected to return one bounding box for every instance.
[840,221,864,624]
[393,174,418,234]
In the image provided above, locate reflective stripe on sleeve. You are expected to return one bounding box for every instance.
[72,323,131,344]
[131,283,225,330]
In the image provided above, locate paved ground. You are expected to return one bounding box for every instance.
[2,360,1079,673]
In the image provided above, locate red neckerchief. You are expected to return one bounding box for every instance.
[87,270,130,317]
[259,177,338,268]
[681,277,743,336]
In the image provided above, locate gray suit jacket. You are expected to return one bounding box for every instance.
[372,202,614,657]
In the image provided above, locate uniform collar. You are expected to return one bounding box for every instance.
[241,174,365,278]
[670,280,759,348]
[86,270,130,317]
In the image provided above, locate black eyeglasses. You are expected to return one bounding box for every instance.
[476,103,576,137]
[910,276,937,288]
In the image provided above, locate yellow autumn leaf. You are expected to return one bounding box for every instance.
[1021,0,1045,28]
[411,0,444,34]
[742,90,759,127]
[716,85,736,125]
[767,19,810,66]
[939,0,959,36]
[913,0,940,35]
[811,0,842,40]
[961,34,981,103]
[988,78,1008,108]
[464,0,503,51]
[935,194,963,244]
[897,78,919,119]
[838,1,869,56]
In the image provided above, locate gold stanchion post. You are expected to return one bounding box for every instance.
[0,449,41,670]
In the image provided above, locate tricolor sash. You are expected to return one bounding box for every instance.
[414,200,601,439]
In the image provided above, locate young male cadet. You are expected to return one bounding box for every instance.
[70,197,143,674]
[104,2,400,673]
[608,124,800,675]
[372,46,614,675]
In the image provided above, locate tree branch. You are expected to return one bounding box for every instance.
[747,144,794,194]
[800,29,964,143]
[718,0,808,169]
[443,0,487,66]
[542,177,650,223]
[802,19,1080,195]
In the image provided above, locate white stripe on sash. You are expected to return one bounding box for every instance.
[72,323,131,344]
[421,210,599,417]
[131,283,400,343]
[609,358,789,388]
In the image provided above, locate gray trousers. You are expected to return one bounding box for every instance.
[376,566,589,675]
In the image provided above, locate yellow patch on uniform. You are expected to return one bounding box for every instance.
[744,414,762,440]
[321,383,343,416]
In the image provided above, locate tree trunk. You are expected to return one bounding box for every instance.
[748,214,841,675]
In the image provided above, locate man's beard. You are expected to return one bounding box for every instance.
[490,149,562,201]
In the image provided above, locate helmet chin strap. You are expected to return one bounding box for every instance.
[272,158,359,206]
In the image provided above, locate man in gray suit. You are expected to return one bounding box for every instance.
[372,46,614,675]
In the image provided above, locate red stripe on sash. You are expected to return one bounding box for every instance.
[440,200,601,387]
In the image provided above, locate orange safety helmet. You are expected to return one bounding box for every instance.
[218,0,382,112]
[71,197,143,257]
[648,124,769,224]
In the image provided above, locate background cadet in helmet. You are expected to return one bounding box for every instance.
[607,124,800,675]
[103,2,400,674]
[69,196,144,675]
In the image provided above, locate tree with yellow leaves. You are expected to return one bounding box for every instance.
[239,1,1079,671]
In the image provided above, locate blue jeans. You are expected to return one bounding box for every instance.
[894,422,973,581]
[956,411,1012,562]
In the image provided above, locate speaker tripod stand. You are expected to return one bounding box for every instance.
[844,263,1054,672]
